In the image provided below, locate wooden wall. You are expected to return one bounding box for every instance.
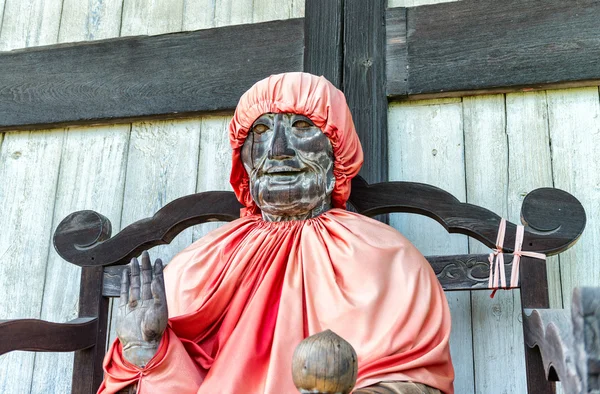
[0,1,599,393]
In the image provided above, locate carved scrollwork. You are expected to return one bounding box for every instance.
[429,254,513,290]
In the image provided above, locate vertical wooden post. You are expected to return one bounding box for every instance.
[303,0,344,89]
[520,256,556,394]
[343,0,388,185]
[72,266,109,394]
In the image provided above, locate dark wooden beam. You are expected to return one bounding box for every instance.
[0,317,97,354]
[385,7,408,97]
[0,18,304,131]
[3,0,600,130]
[72,267,109,393]
[303,0,343,89]
[386,0,600,98]
[343,0,387,185]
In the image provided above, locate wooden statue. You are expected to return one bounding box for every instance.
[109,73,452,393]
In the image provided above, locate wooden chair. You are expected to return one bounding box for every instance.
[0,176,593,393]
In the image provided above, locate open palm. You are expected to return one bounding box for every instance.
[116,251,168,367]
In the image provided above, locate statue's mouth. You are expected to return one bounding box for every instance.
[264,166,305,176]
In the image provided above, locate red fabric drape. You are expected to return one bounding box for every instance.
[100,210,454,393]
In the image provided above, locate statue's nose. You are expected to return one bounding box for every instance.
[268,122,295,160]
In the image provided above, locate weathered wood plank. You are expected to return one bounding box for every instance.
[0,0,62,51]
[213,0,253,27]
[547,88,600,307]
[400,0,600,98]
[58,0,124,43]
[303,0,343,89]
[344,0,387,185]
[388,99,474,394]
[463,94,528,394]
[0,18,304,131]
[30,2,129,392]
[0,1,64,393]
[182,0,216,30]
[194,116,234,240]
[253,0,303,22]
[385,7,407,97]
[0,130,64,393]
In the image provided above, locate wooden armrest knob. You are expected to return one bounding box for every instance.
[291,329,358,394]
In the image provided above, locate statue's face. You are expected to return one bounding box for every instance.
[241,113,335,216]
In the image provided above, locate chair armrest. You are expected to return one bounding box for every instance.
[523,287,600,394]
[0,317,97,355]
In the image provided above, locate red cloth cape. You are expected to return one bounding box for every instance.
[99,210,454,393]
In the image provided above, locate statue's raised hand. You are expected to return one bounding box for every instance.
[116,251,168,367]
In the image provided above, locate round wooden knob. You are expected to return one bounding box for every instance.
[291,329,358,394]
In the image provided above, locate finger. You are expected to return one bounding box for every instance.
[151,259,166,306]
[141,251,153,301]
[120,267,130,308]
[129,257,141,307]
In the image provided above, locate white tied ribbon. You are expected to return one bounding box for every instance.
[488,219,547,296]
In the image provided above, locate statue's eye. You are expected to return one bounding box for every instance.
[292,120,312,128]
[252,124,269,134]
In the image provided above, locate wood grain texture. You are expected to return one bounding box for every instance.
[58,0,124,43]
[0,0,62,51]
[0,317,97,354]
[30,2,129,392]
[344,0,387,185]
[303,0,343,89]
[546,88,600,309]
[401,0,600,97]
[253,0,303,22]
[385,7,407,97]
[463,95,528,394]
[213,0,253,27]
[0,18,304,131]
[0,130,64,393]
[387,99,474,394]
[182,0,216,30]
[121,0,184,36]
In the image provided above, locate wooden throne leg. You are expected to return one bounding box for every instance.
[520,256,556,394]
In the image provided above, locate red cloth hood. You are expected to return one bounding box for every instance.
[228,72,364,216]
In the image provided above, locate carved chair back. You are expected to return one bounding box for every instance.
[0,176,586,393]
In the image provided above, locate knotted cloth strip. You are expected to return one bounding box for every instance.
[488,219,547,298]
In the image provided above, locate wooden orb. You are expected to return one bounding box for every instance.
[291,329,358,394]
